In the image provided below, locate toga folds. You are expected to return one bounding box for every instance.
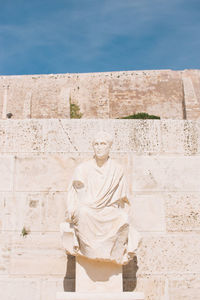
[62,158,139,265]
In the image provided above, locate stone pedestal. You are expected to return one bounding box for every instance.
[76,256,122,292]
[56,292,145,300]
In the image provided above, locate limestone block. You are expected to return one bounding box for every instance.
[131,156,200,192]
[0,192,67,232]
[168,276,200,300]
[43,192,67,231]
[161,120,200,155]
[0,278,40,300]
[128,120,161,153]
[43,120,72,152]
[41,278,64,300]
[0,233,11,274]
[165,192,200,231]
[131,193,165,232]
[182,121,199,155]
[3,120,44,152]
[56,292,145,300]
[135,277,166,300]
[0,192,14,231]
[0,156,14,191]
[161,121,185,154]
[10,233,66,275]
[15,154,78,192]
[0,122,6,152]
[137,234,200,274]
[50,120,161,154]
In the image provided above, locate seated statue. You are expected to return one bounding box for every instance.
[60,131,139,265]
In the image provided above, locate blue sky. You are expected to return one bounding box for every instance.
[0,0,200,75]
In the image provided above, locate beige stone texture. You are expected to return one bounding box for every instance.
[0,192,67,232]
[0,156,14,191]
[135,277,166,300]
[41,278,64,300]
[165,192,200,232]
[130,156,200,192]
[15,154,77,192]
[4,120,44,153]
[1,69,200,120]
[137,234,200,274]
[10,233,66,275]
[168,275,200,300]
[56,292,144,300]
[182,69,200,120]
[131,193,165,232]
[0,278,40,300]
[1,119,200,154]
[109,70,183,119]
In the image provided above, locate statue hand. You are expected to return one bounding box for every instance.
[65,210,74,223]
[73,180,84,189]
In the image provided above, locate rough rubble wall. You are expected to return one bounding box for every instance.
[0,119,200,300]
[0,69,200,119]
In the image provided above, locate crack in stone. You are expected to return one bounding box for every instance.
[58,119,79,152]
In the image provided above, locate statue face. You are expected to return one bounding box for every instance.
[93,137,111,159]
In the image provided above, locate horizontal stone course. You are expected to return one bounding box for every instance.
[0,120,199,154]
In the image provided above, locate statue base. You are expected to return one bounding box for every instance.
[76,256,122,292]
[56,292,145,300]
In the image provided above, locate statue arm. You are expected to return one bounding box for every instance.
[65,165,85,222]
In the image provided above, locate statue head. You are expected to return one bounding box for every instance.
[92,131,113,160]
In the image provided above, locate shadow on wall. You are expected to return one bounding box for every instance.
[123,255,138,291]
[63,255,138,292]
[63,255,76,292]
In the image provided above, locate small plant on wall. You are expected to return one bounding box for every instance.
[119,112,160,119]
[70,102,83,119]
[21,226,30,237]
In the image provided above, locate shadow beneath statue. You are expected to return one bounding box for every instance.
[63,255,76,292]
[123,255,138,291]
[63,254,138,292]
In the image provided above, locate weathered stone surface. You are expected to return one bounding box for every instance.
[41,278,63,300]
[137,235,200,274]
[4,120,44,153]
[131,156,200,192]
[0,156,14,191]
[0,69,200,120]
[0,120,200,154]
[165,192,200,231]
[135,277,166,300]
[15,155,78,192]
[182,70,200,120]
[168,275,200,300]
[0,233,11,274]
[10,233,66,275]
[109,70,183,119]
[0,192,67,232]
[0,278,40,300]
[131,193,165,232]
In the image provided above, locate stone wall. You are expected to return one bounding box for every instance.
[0,69,200,119]
[0,119,200,300]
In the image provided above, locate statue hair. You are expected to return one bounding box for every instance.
[92,131,113,146]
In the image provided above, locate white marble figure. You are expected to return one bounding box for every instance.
[60,131,139,265]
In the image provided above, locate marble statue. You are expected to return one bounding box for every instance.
[60,131,139,265]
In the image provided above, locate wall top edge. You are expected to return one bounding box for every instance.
[0,69,199,79]
[0,119,200,123]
